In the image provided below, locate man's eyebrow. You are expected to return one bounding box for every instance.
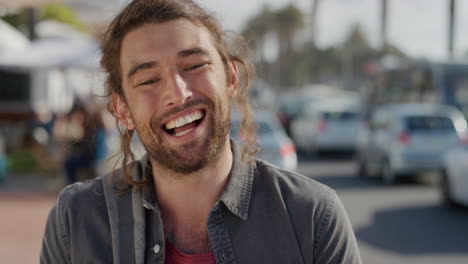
[178,47,209,58]
[127,61,158,80]
[126,48,208,79]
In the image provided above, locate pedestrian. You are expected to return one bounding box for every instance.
[41,0,362,263]
[54,103,100,184]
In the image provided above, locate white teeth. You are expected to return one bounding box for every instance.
[175,128,194,137]
[165,111,203,130]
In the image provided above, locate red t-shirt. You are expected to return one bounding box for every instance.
[164,240,216,264]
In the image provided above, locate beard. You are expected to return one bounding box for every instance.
[136,97,231,175]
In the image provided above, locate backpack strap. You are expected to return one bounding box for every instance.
[118,188,136,264]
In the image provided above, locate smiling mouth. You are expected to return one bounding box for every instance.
[163,109,205,137]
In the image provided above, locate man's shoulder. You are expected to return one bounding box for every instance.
[253,159,337,205]
[56,177,106,209]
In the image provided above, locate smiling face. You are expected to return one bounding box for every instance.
[115,19,238,174]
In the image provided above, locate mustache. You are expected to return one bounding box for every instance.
[150,98,213,129]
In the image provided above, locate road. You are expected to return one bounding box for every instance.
[298,154,468,264]
[1,156,468,263]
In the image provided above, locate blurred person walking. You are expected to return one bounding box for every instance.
[40,0,362,263]
[53,103,107,184]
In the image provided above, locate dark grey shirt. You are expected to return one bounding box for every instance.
[41,142,362,263]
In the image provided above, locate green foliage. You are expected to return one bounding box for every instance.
[275,4,305,35]
[343,24,373,53]
[242,4,408,88]
[1,12,26,29]
[243,5,274,39]
[0,3,86,32]
[40,3,86,32]
[242,3,304,46]
[7,150,38,172]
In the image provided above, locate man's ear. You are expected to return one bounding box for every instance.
[112,94,135,130]
[226,60,239,98]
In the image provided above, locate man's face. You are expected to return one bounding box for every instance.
[116,19,238,174]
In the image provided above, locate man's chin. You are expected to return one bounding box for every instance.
[153,153,210,174]
[150,141,213,174]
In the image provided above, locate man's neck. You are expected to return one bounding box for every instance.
[150,139,233,253]
[151,139,233,207]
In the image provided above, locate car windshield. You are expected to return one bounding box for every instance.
[280,98,311,116]
[404,116,455,132]
[443,65,468,117]
[230,120,274,138]
[322,111,360,121]
[258,121,274,134]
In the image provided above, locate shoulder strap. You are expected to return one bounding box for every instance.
[117,188,135,264]
[102,173,136,264]
[103,163,147,264]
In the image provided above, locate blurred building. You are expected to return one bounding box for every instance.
[0,0,114,152]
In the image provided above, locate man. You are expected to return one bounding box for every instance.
[41,0,362,263]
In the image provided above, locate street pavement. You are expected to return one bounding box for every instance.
[1,156,468,263]
[0,172,62,263]
[298,154,468,264]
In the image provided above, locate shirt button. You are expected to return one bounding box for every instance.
[143,202,151,210]
[153,244,161,254]
[219,250,228,261]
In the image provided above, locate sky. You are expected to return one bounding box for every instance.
[197,0,468,61]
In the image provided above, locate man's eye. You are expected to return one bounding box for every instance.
[138,79,159,86]
[184,63,205,71]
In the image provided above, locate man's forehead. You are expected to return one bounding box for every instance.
[122,19,216,56]
[120,19,220,75]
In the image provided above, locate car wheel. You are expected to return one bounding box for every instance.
[356,157,368,178]
[381,159,397,185]
[440,169,457,207]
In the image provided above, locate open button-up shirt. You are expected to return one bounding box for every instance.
[41,141,362,264]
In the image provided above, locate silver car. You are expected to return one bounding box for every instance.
[231,111,298,171]
[440,145,468,207]
[357,103,467,184]
[290,99,363,155]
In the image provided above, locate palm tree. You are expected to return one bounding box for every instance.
[310,0,321,45]
[380,0,388,51]
[275,4,305,59]
[242,5,275,63]
[448,0,455,59]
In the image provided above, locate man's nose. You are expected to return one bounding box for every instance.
[164,70,193,107]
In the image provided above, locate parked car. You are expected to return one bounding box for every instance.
[357,103,468,184]
[231,111,298,171]
[277,95,319,137]
[290,99,363,155]
[440,145,468,207]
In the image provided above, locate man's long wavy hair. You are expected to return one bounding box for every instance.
[100,0,259,186]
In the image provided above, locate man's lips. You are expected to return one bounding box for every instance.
[165,109,204,130]
[150,98,212,137]
[161,109,206,137]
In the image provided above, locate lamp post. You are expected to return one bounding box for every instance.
[380,0,388,52]
[448,0,455,60]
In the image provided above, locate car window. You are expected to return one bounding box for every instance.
[280,98,308,116]
[258,121,275,135]
[404,116,455,132]
[230,120,241,138]
[230,119,276,139]
[321,111,360,121]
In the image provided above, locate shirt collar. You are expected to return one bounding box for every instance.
[140,140,254,220]
[140,155,159,211]
[219,140,253,220]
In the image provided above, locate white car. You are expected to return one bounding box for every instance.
[231,111,298,171]
[357,103,468,184]
[290,99,363,155]
[440,146,468,207]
